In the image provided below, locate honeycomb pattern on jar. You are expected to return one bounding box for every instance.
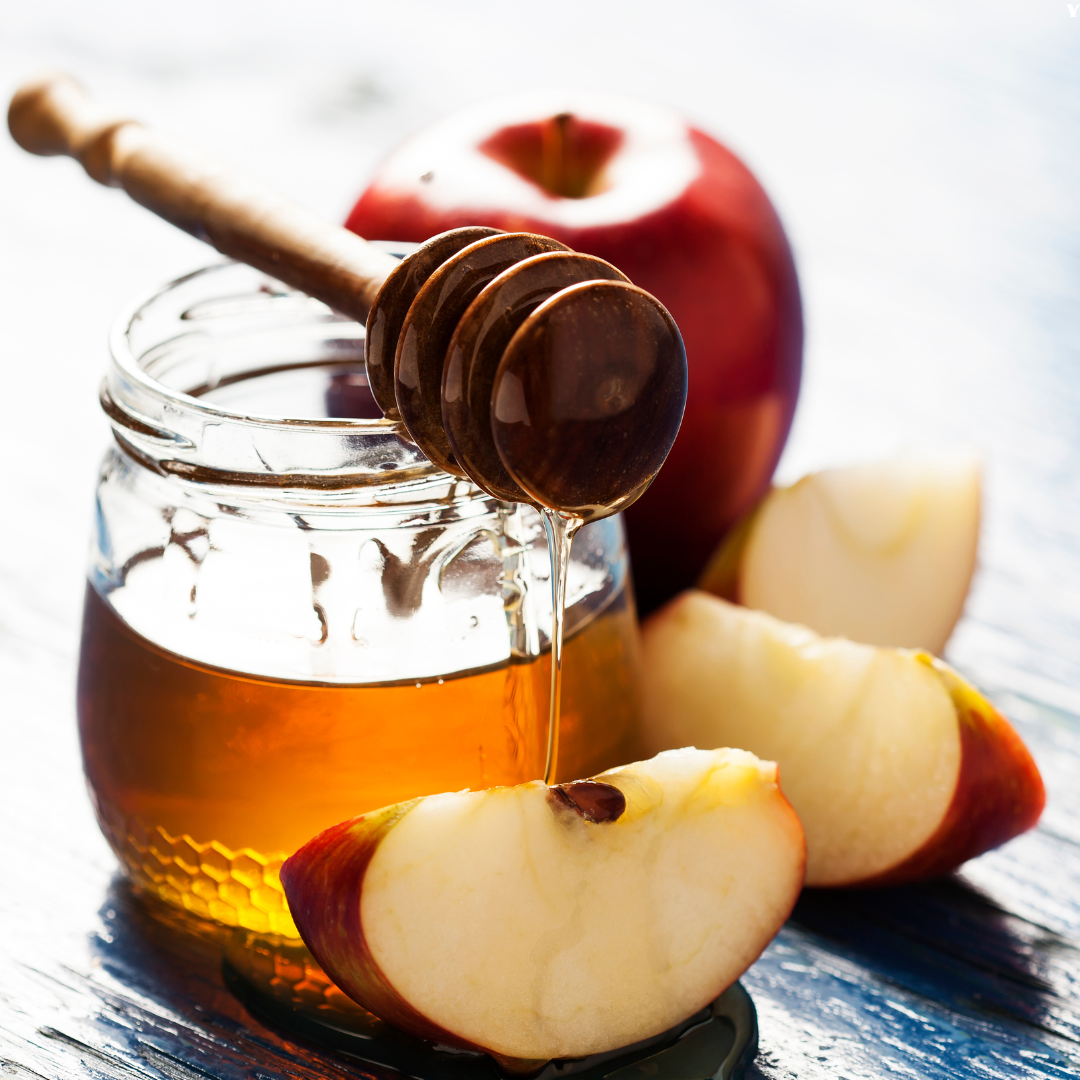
[100,812,299,939]
[227,932,381,1029]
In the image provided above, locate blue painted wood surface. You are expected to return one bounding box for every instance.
[1,4,1078,1077]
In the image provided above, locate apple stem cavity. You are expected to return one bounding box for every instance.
[479,113,623,200]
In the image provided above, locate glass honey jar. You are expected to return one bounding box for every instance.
[77,259,643,939]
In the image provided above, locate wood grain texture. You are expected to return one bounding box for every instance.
[492,281,687,518]
[365,227,503,419]
[394,231,568,474]
[443,251,629,503]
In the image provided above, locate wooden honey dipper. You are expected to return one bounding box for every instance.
[9,73,686,522]
[9,73,688,781]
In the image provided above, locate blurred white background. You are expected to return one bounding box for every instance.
[2,0,1078,706]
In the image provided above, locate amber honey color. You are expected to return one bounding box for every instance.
[77,584,641,938]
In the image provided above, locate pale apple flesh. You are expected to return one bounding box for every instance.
[640,592,1044,888]
[281,748,805,1067]
[700,456,981,654]
[862,660,1046,887]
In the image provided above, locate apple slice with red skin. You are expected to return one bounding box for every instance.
[345,94,803,613]
[875,660,1044,887]
[640,591,1045,887]
[699,455,981,654]
[280,747,804,1069]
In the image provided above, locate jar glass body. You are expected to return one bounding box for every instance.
[77,261,643,938]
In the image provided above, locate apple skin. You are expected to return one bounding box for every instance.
[346,96,803,613]
[277,798,492,1057]
[859,658,1046,887]
[281,751,804,1065]
[640,591,1045,887]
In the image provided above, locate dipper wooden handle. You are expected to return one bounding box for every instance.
[7,73,398,322]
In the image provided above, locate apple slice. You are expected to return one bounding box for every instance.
[280,748,804,1068]
[699,455,981,655]
[640,592,1044,888]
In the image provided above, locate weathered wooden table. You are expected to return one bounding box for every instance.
[2,4,1078,1077]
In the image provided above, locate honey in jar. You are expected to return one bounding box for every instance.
[77,261,643,938]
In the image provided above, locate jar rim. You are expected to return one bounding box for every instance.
[107,258,413,436]
[101,257,477,504]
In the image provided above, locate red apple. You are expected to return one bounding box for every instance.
[346,94,803,612]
